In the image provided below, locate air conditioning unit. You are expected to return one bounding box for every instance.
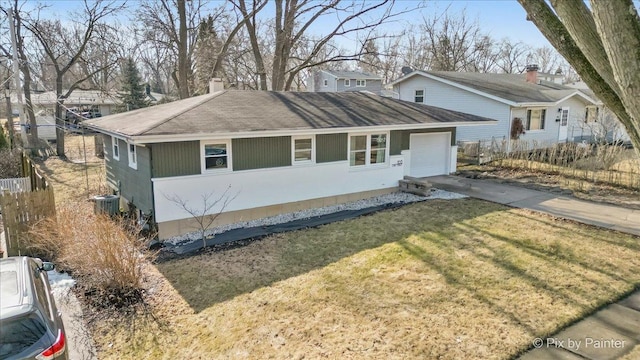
[92,195,120,215]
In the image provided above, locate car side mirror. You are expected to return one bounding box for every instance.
[41,262,55,272]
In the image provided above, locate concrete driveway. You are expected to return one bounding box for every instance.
[427,175,640,236]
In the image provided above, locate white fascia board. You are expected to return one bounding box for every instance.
[554,91,598,105]
[127,121,497,145]
[84,126,130,142]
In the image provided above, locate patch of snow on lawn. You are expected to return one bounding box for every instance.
[164,189,466,246]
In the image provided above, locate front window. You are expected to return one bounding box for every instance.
[356,79,366,87]
[414,90,424,103]
[350,133,387,167]
[112,137,120,160]
[526,108,546,130]
[128,143,137,169]
[585,106,598,123]
[293,137,314,163]
[204,143,229,170]
[345,79,351,87]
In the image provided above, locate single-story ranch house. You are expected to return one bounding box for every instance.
[84,91,495,240]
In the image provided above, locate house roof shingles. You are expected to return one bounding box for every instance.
[84,91,495,139]
[406,71,593,104]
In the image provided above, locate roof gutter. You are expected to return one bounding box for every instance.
[119,121,498,145]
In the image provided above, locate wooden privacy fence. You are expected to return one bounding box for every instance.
[0,177,31,193]
[1,187,55,256]
[1,152,55,257]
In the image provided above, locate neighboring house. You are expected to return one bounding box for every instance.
[84,91,495,240]
[565,81,631,144]
[389,66,599,146]
[11,88,166,141]
[308,70,383,94]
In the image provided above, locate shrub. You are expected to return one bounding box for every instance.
[29,202,150,308]
[0,148,22,178]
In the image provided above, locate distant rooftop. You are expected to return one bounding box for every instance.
[322,70,382,80]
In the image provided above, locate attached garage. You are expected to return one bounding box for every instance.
[409,132,451,177]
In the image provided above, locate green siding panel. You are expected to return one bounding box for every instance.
[151,141,200,178]
[103,135,153,214]
[390,128,456,155]
[232,137,291,171]
[316,133,347,163]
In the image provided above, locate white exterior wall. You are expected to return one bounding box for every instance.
[513,97,590,144]
[153,155,406,223]
[394,76,511,142]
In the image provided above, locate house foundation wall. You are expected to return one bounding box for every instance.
[157,187,395,240]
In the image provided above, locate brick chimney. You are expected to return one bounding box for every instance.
[209,78,224,93]
[525,64,539,84]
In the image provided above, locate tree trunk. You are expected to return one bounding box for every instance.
[239,0,268,90]
[55,76,65,157]
[518,0,640,158]
[177,0,190,99]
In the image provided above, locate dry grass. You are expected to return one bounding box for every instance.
[90,199,640,360]
[33,134,108,205]
[28,201,149,307]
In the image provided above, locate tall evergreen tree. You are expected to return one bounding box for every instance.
[118,58,149,112]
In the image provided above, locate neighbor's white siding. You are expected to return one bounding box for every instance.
[153,155,406,223]
[513,96,591,145]
[394,76,511,142]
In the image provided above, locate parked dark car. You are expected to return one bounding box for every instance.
[0,257,68,360]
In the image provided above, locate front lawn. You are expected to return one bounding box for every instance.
[91,198,640,359]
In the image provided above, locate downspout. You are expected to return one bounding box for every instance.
[507,107,514,153]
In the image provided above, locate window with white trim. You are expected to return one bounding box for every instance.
[203,141,230,171]
[128,143,137,169]
[323,79,328,87]
[414,90,424,103]
[293,136,314,163]
[349,133,387,167]
[112,137,120,160]
[526,108,546,130]
[345,79,351,87]
[585,106,598,123]
[356,79,366,87]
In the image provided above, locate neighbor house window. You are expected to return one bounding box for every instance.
[356,79,366,87]
[293,136,314,163]
[203,142,230,170]
[585,106,598,123]
[112,136,120,160]
[526,108,546,130]
[323,79,328,87]
[128,143,137,170]
[345,79,351,87]
[414,90,424,103]
[349,133,387,167]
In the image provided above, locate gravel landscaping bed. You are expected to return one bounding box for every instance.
[164,189,466,247]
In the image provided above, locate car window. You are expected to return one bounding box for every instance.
[0,315,48,358]
[30,263,53,322]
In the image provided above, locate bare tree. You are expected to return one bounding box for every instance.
[235,0,418,91]
[421,9,496,72]
[495,39,529,73]
[518,0,640,157]
[165,187,236,249]
[24,0,125,157]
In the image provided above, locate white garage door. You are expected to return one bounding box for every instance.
[409,133,450,177]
